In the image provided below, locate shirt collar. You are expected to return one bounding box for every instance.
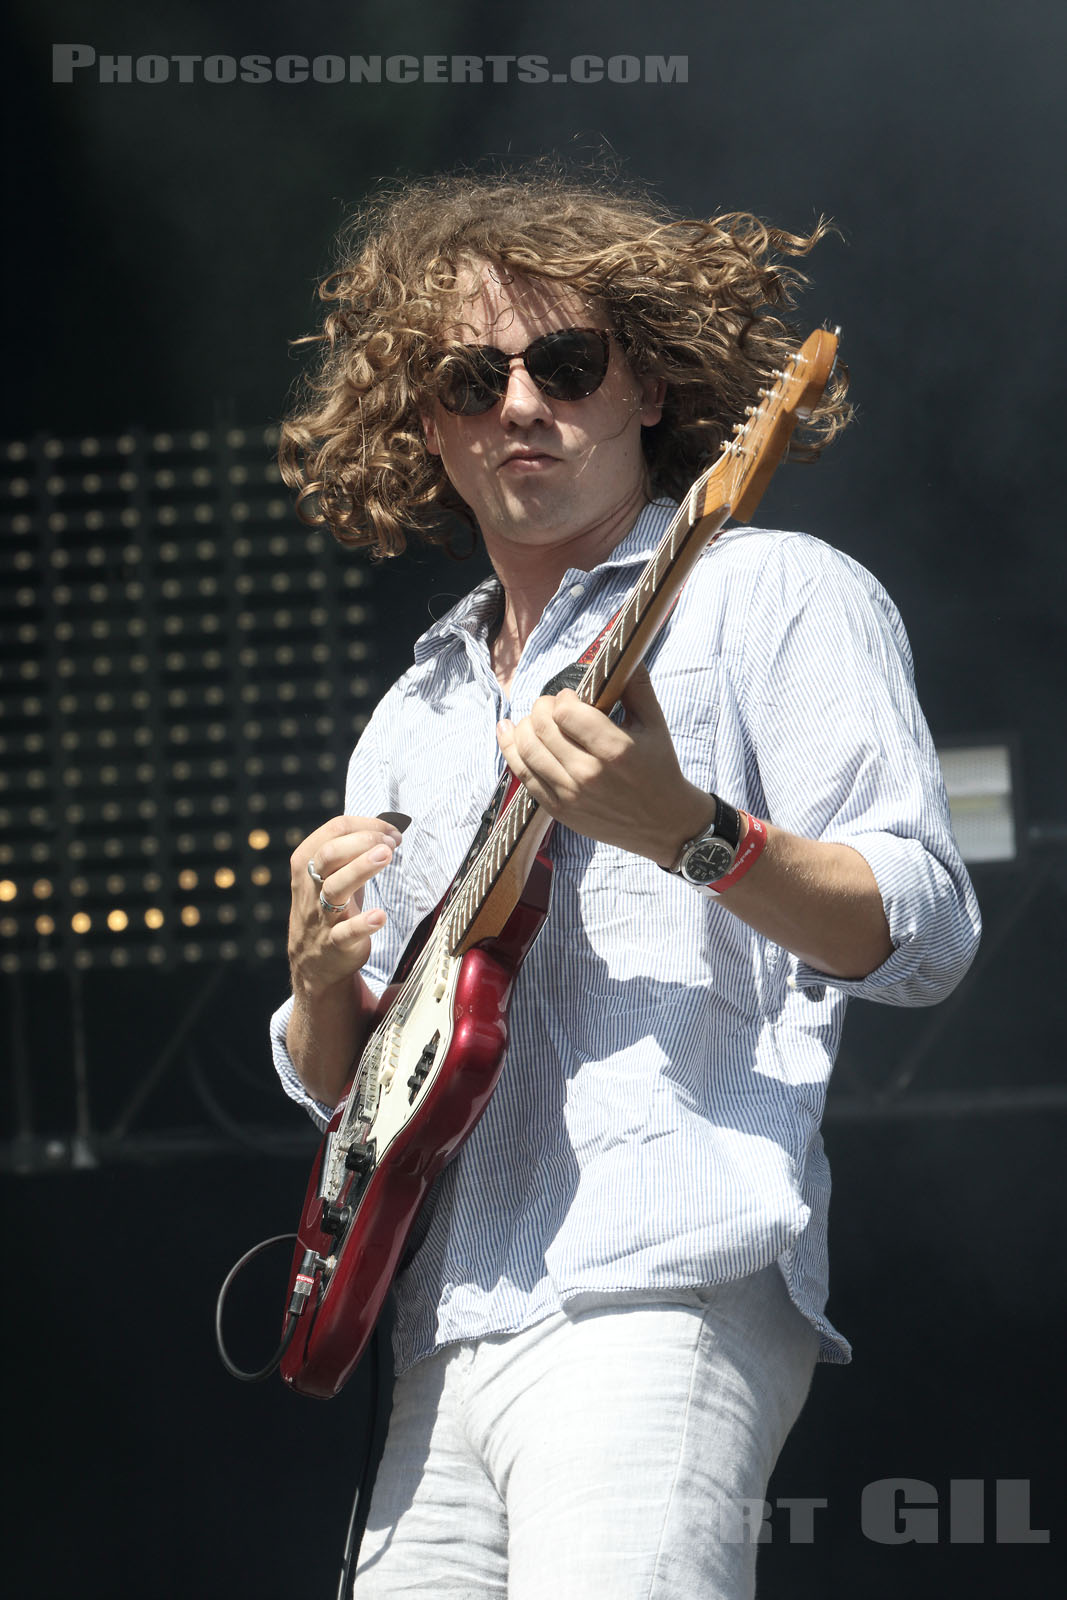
[412,573,503,664]
[411,498,680,664]
[590,497,679,572]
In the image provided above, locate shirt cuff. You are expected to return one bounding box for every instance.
[790,829,980,1007]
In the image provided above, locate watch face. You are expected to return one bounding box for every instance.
[681,837,736,885]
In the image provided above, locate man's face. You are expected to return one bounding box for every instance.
[421,262,663,564]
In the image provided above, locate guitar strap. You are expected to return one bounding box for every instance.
[539,604,624,696]
[541,580,686,697]
[451,767,514,886]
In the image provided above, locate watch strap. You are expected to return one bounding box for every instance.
[708,796,741,850]
[703,813,768,895]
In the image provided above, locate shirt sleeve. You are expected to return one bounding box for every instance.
[269,703,396,1127]
[738,534,981,1007]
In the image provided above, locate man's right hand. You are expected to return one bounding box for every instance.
[287,815,404,1000]
[285,815,406,1106]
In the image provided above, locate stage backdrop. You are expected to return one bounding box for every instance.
[3,2,1064,1595]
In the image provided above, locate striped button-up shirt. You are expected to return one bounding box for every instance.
[271,501,981,1370]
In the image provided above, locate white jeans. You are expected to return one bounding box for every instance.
[354,1267,818,1598]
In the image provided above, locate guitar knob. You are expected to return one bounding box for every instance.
[344,1143,374,1176]
[320,1200,352,1239]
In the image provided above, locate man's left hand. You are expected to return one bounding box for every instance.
[496,662,713,868]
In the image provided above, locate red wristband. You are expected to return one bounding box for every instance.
[705,813,768,895]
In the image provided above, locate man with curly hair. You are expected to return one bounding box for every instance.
[270,172,980,1598]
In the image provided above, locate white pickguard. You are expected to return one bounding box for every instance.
[320,932,462,1205]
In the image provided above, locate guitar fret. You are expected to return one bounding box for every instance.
[444,780,545,952]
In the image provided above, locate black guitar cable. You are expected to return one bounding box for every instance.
[215,1233,318,1382]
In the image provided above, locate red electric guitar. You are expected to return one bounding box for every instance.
[278,327,839,1397]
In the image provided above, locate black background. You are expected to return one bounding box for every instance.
[3,2,1065,1594]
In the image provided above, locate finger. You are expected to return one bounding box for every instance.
[330,904,386,936]
[617,662,669,732]
[497,716,528,782]
[543,690,629,761]
[309,814,404,853]
[327,906,387,945]
[497,718,567,808]
[312,827,399,883]
[295,829,392,902]
[295,814,404,872]
[319,838,398,914]
[318,905,389,977]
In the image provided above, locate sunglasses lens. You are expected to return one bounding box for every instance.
[434,329,611,414]
[436,348,509,415]
[529,329,610,401]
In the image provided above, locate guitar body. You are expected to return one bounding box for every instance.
[279,847,553,1398]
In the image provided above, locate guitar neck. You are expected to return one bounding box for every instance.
[579,490,731,715]
[442,488,730,956]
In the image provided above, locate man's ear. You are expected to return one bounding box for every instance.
[638,375,667,428]
[420,410,442,457]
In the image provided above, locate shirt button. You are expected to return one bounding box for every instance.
[568,583,585,599]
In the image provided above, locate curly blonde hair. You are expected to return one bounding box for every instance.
[279,167,851,558]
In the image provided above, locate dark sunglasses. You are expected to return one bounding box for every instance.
[434,327,612,415]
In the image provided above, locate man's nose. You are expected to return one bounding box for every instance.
[498,358,553,425]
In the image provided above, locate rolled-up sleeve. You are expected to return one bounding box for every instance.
[269,994,335,1129]
[740,535,981,1007]
[793,827,980,1005]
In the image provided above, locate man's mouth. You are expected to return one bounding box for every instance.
[499,449,559,471]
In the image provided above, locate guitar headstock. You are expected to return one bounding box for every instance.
[696,326,839,525]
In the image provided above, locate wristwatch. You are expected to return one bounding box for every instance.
[667,795,743,886]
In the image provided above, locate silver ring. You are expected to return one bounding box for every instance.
[319,889,351,914]
[306,860,324,886]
